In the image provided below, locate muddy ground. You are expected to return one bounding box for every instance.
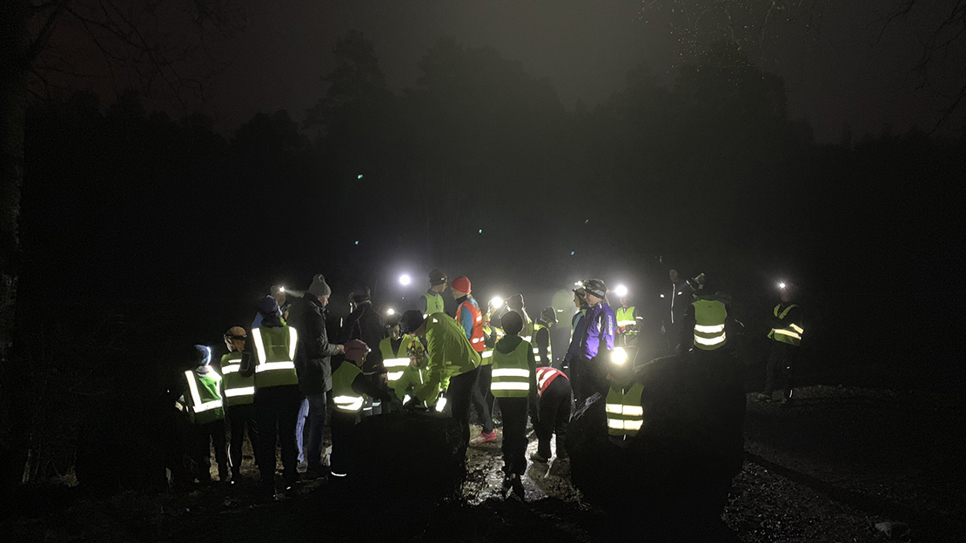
[5,385,964,542]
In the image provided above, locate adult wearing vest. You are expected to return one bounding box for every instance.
[221,326,260,483]
[379,320,415,411]
[763,283,805,404]
[288,274,345,479]
[181,345,229,484]
[490,311,537,499]
[329,340,392,478]
[678,274,731,354]
[242,296,304,495]
[530,363,571,464]
[615,295,641,347]
[399,309,482,446]
[577,279,617,404]
[533,306,557,366]
[419,268,448,318]
[451,276,496,445]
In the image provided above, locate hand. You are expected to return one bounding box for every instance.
[404,396,420,413]
[337,344,346,354]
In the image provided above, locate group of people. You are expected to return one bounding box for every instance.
[169,267,804,499]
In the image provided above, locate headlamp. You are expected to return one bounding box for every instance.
[778,282,786,290]
[490,296,504,309]
[610,347,628,365]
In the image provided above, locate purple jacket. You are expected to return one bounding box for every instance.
[582,302,616,359]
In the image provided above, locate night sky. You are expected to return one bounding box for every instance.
[185,0,962,142]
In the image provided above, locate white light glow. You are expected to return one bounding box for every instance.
[386,308,395,316]
[610,347,628,365]
[779,282,786,289]
[490,296,504,309]
[399,274,412,286]
[614,284,628,297]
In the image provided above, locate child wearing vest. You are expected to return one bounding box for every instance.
[180,345,229,484]
[491,311,538,499]
[329,340,393,478]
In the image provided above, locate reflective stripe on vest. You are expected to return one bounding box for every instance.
[768,304,804,346]
[532,323,553,363]
[606,383,644,437]
[332,362,364,413]
[221,352,254,406]
[184,367,225,424]
[535,366,567,397]
[491,340,532,398]
[251,326,300,388]
[692,298,727,351]
[380,335,414,385]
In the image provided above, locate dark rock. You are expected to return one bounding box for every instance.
[351,411,467,499]
[567,351,746,533]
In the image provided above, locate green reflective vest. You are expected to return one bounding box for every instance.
[251,325,299,388]
[380,335,415,387]
[184,366,225,424]
[422,292,445,317]
[532,323,553,364]
[491,340,532,398]
[692,297,728,351]
[521,318,535,343]
[768,304,804,347]
[220,352,254,407]
[606,383,644,437]
[615,306,638,336]
[332,361,364,413]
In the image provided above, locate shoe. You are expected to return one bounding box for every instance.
[471,430,497,445]
[529,452,549,463]
[509,474,525,500]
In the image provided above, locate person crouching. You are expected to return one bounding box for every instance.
[329,339,393,479]
[491,311,537,499]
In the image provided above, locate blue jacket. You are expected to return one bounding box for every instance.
[582,302,616,359]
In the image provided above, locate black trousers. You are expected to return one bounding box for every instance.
[572,357,606,406]
[448,366,481,444]
[535,377,572,459]
[226,403,260,477]
[329,410,358,477]
[764,342,800,399]
[191,418,227,482]
[470,364,495,433]
[254,385,302,487]
[497,397,529,475]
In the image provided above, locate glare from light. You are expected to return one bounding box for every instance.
[399,274,412,286]
[614,284,628,298]
[610,347,628,365]
[570,251,575,256]
[478,229,483,234]
[436,397,448,412]
[490,296,504,309]
[778,282,786,289]
[357,174,363,179]
[386,308,395,316]
[278,286,285,293]
[354,240,359,245]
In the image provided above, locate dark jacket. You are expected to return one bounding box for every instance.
[291,293,341,395]
[338,302,387,374]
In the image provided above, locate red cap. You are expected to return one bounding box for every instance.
[451,276,471,294]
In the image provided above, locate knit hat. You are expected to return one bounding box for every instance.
[501,311,524,336]
[308,274,332,297]
[451,276,471,294]
[349,287,371,304]
[191,344,212,367]
[258,295,282,318]
[344,339,369,362]
[429,269,447,286]
[583,279,607,299]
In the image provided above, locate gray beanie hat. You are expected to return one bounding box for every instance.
[308,274,332,297]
